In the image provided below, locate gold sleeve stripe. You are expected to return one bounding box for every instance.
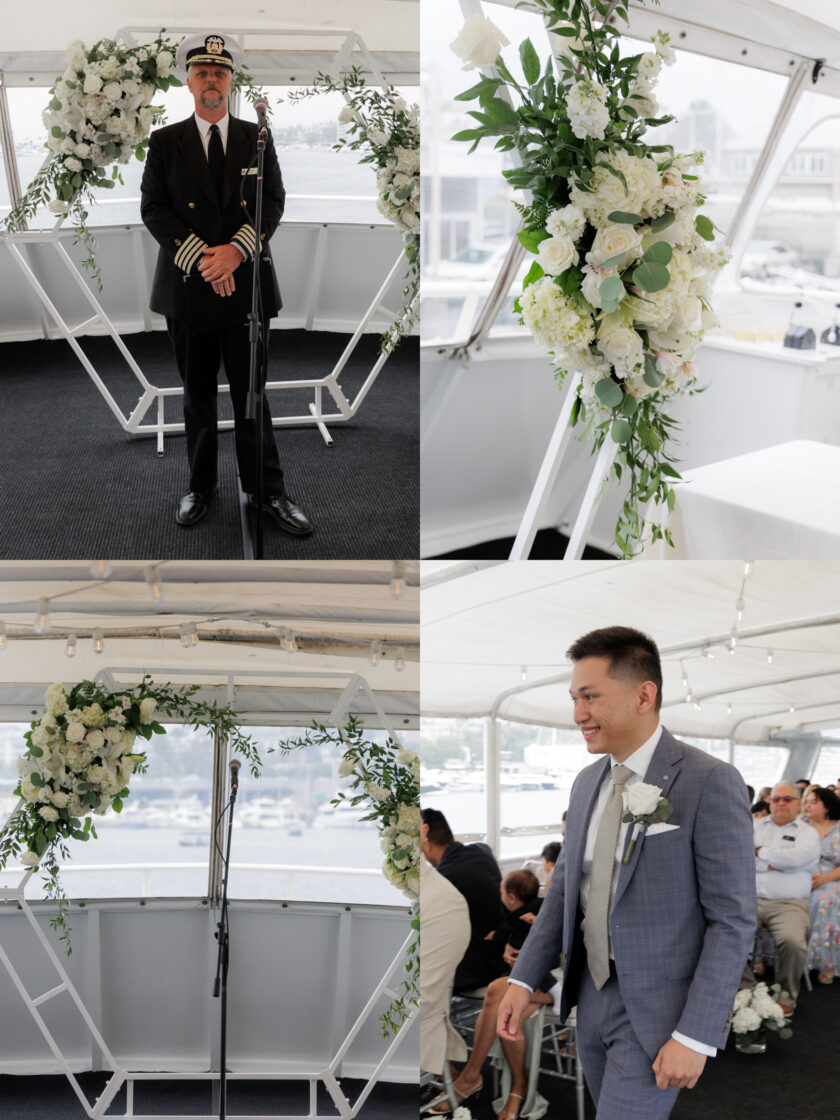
[175,233,208,274]
[231,224,257,258]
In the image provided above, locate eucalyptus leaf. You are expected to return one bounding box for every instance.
[695,214,715,241]
[595,377,623,409]
[650,210,675,232]
[643,241,673,265]
[632,260,670,293]
[611,418,633,443]
[600,276,624,305]
[607,210,644,225]
[621,393,638,418]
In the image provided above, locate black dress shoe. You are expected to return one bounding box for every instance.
[262,493,313,536]
[176,490,212,526]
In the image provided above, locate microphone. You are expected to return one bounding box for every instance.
[229,760,241,793]
[254,100,269,132]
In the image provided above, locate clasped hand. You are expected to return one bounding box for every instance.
[198,244,242,297]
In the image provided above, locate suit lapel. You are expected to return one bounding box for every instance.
[612,727,685,909]
[179,117,218,208]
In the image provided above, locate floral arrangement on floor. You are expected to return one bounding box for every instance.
[2,31,182,288]
[0,675,263,948]
[278,715,420,1036]
[451,0,729,556]
[731,982,793,1051]
[288,68,420,353]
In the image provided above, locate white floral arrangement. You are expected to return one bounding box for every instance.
[0,675,263,948]
[732,982,793,1045]
[280,715,420,1035]
[3,31,181,287]
[289,67,420,352]
[452,0,729,556]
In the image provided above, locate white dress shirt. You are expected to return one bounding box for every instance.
[754,815,820,898]
[193,112,245,260]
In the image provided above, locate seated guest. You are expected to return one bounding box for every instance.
[540,841,562,892]
[758,786,772,802]
[751,800,770,819]
[803,787,840,984]
[741,782,821,1013]
[420,855,472,1081]
[421,808,506,992]
[488,870,543,958]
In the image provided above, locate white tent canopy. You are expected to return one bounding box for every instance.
[0,561,419,726]
[421,560,840,745]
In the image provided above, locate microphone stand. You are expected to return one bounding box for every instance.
[245,118,268,560]
[213,767,239,1120]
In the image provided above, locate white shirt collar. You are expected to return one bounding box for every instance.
[610,722,663,781]
[194,111,229,146]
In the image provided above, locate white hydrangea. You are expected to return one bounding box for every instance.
[570,149,664,228]
[545,204,586,241]
[38,806,60,822]
[520,277,595,353]
[397,803,420,837]
[396,747,417,766]
[45,683,69,715]
[567,78,610,140]
[732,1006,762,1034]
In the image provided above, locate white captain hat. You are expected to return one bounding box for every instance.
[176,34,244,72]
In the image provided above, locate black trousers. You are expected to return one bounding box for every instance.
[166,315,285,496]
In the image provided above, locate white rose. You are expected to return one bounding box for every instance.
[588,223,644,267]
[66,721,86,743]
[38,806,60,822]
[732,1007,762,1034]
[536,235,579,276]
[50,790,70,808]
[624,781,663,817]
[20,780,40,803]
[338,106,355,124]
[20,851,40,867]
[139,697,156,723]
[122,78,140,96]
[86,729,105,751]
[392,97,407,112]
[368,128,388,146]
[83,73,102,94]
[597,313,644,367]
[104,726,123,742]
[156,51,174,77]
[102,81,123,101]
[733,989,752,1012]
[450,14,510,70]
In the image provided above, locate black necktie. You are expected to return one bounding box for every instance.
[208,124,225,204]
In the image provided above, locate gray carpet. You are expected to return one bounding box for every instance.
[0,329,418,559]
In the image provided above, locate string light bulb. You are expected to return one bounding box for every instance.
[282,629,297,653]
[145,565,164,604]
[702,644,715,659]
[395,647,406,672]
[92,628,105,654]
[187,622,198,646]
[34,597,51,634]
[179,624,190,649]
[767,649,774,664]
[369,639,382,667]
[89,561,112,580]
[390,560,406,600]
[0,622,6,651]
[65,633,77,658]
[735,597,745,623]
[728,629,738,654]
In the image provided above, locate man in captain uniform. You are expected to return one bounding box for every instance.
[140,33,312,534]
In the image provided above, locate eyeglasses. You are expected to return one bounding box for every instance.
[769,796,797,803]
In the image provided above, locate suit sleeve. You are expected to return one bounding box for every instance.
[675,762,757,1047]
[229,130,286,261]
[509,842,566,990]
[140,129,208,275]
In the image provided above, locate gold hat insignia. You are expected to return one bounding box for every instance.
[205,36,225,55]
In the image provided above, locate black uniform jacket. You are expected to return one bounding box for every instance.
[140,114,284,320]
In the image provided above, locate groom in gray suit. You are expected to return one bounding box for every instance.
[498,626,756,1119]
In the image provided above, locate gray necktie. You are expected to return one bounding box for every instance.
[585,763,633,989]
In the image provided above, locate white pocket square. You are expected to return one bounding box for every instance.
[646,822,679,837]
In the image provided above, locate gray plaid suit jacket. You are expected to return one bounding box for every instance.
[510,727,757,1058]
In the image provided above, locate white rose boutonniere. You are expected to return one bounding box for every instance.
[621,781,673,863]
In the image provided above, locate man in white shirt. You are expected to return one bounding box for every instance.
[741,781,820,1012]
[497,626,756,1120]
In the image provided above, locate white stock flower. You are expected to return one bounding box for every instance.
[38,806,60,822]
[567,78,610,141]
[545,204,586,241]
[45,683,69,714]
[536,235,579,276]
[451,14,510,70]
[67,40,87,69]
[623,781,663,816]
[338,757,355,778]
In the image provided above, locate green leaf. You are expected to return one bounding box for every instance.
[451,129,482,143]
[557,265,583,296]
[553,25,580,36]
[454,77,501,102]
[35,832,48,856]
[522,260,544,289]
[30,772,44,787]
[520,38,540,84]
[595,378,623,409]
[611,418,633,443]
[51,126,65,138]
[600,275,624,312]
[632,260,671,293]
[135,148,146,162]
[29,744,43,757]
[660,463,682,479]
[570,395,581,427]
[621,393,638,418]
[71,173,82,189]
[112,797,123,813]
[483,97,519,126]
[695,214,715,241]
[607,210,643,225]
[601,250,630,270]
[518,228,551,253]
[643,355,664,387]
[644,241,673,265]
[651,211,676,232]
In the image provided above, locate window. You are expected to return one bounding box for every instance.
[420,717,487,836]
[811,741,840,787]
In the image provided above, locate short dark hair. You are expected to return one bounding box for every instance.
[566,625,663,711]
[794,778,810,786]
[751,800,769,815]
[541,841,562,865]
[421,807,454,846]
[809,787,840,821]
[503,869,540,902]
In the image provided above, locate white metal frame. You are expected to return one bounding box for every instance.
[0,668,418,1119]
[1,24,417,451]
